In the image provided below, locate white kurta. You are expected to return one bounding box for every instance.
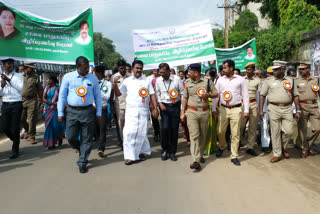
[119,75,155,161]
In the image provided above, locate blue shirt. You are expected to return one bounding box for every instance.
[58,70,102,117]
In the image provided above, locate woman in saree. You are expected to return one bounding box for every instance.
[42,75,65,149]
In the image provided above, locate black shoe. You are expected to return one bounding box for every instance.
[190,162,201,171]
[231,158,241,166]
[199,157,205,164]
[9,153,19,159]
[262,147,271,154]
[97,149,104,158]
[246,148,258,156]
[169,153,177,161]
[161,151,168,161]
[216,148,224,157]
[79,166,88,173]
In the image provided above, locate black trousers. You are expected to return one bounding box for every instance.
[1,101,22,155]
[152,117,160,137]
[160,103,180,154]
[66,106,95,167]
[95,108,108,151]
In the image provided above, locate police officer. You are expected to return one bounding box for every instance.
[240,62,261,156]
[180,63,218,172]
[295,62,320,158]
[20,62,42,144]
[156,63,184,161]
[58,56,102,173]
[259,64,301,163]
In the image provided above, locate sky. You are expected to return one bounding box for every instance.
[3,0,225,62]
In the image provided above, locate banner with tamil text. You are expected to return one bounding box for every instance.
[133,19,216,70]
[215,39,257,72]
[0,0,94,64]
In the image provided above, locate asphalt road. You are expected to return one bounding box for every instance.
[0,124,319,214]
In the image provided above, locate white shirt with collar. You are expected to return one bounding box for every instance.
[119,75,155,116]
[0,71,24,102]
[155,74,184,104]
[99,79,112,106]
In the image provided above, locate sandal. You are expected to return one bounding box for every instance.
[139,154,147,161]
[124,160,134,165]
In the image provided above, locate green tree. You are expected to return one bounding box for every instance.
[94,32,123,69]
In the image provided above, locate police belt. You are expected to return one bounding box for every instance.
[269,102,291,107]
[163,101,181,107]
[300,100,317,104]
[68,104,93,110]
[221,103,242,109]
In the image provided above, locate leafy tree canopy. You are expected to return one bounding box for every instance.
[94,32,123,69]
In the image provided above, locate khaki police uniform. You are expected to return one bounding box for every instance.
[260,76,297,157]
[21,73,42,140]
[184,76,217,163]
[240,76,261,149]
[295,76,320,152]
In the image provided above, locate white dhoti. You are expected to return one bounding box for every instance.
[123,112,151,161]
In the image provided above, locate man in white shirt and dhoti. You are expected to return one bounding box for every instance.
[113,60,159,165]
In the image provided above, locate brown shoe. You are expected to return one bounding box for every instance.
[300,151,308,158]
[23,133,29,139]
[190,162,201,171]
[283,150,290,159]
[30,139,37,144]
[309,149,317,156]
[271,156,281,163]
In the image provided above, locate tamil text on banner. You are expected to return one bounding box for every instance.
[133,19,216,70]
[0,0,94,64]
[215,39,257,72]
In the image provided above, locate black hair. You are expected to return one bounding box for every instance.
[208,68,217,79]
[75,56,89,67]
[0,6,15,18]
[95,65,105,76]
[223,60,235,71]
[125,63,131,68]
[219,65,223,73]
[2,58,14,64]
[117,59,126,67]
[48,75,58,84]
[234,68,241,74]
[132,60,143,68]
[159,63,170,70]
[247,46,253,50]
[79,20,89,29]
[287,69,296,76]
[261,70,267,78]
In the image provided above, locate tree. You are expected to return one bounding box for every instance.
[93,32,123,69]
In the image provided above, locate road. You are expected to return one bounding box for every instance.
[0,124,319,214]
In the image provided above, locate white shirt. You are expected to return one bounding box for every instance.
[119,75,155,115]
[155,74,184,104]
[245,54,256,60]
[75,35,92,45]
[0,71,24,102]
[99,79,112,106]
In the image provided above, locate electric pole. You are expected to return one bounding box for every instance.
[224,0,228,48]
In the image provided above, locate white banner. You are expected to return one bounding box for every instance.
[133,19,216,70]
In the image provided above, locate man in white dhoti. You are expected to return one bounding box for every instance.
[113,60,159,165]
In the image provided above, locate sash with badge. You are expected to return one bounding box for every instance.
[223,91,232,106]
[197,87,207,102]
[76,86,87,102]
[283,82,292,96]
[311,83,319,96]
[139,87,149,103]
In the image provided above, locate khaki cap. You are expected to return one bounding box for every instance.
[298,62,311,69]
[24,62,36,69]
[244,62,256,68]
[267,66,273,73]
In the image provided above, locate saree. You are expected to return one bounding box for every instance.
[203,98,218,155]
[43,86,65,148]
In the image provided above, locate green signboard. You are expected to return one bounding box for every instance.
[0,0,94,64]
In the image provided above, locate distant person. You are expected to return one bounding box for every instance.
[0,6,19,39]
[170,68,176,75]
[125,63,132,73]
[42,75,64,149]
[18,65,24,74]
[178,71,185,81]
[245,46,255,60]
[287,69,297,78]
[234,68,241,75]
[75,20,92,45]
[0,58,24,159]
